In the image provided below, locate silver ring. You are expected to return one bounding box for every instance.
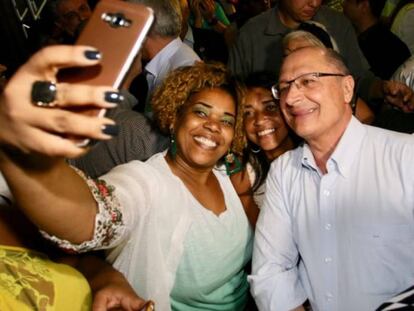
[31,80,57,108]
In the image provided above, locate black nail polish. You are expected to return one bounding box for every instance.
[84,50,101,60]
[104,91,124,104]
[102,124,119,136]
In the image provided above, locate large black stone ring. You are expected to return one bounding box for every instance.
[31,80,57,107]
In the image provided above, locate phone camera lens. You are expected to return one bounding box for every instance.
[102,12,131,28]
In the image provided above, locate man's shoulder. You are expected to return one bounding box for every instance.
[316,5,345,19]
[240,8,275,33]
[270,146,303,172]
[364,124,414,151]
[315,5,350,26]
[170,41,200,67]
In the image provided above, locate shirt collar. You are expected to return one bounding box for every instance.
[300,116,366,177]
[144,37,182,77]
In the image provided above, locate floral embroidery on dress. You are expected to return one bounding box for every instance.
[40,167,125,253]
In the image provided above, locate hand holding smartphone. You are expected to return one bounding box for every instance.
[58,0,154,146]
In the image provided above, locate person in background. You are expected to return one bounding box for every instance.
[225,0,271,47]
[70,53,169,178]
[179,0,195,49]
[0,176,149,311]
[392,55,414,92]
[129,0,200,117]
[0,45,253,310]
[28,0,92,51]
[188,0,230,63]
[217,0,238,21]
[389,0,414,54]
[342,0,411,80]
[249,46,414,311]
[189,0,231,34]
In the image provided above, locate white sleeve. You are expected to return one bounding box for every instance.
[41,161,155,253]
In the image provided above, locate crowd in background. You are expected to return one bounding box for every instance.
[0,0,414,310]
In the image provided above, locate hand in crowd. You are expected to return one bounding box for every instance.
[198,0,216,21]
[92,281,150,311]
[0,45,119,158]
[189,0,216,24]
[382,80,414,113]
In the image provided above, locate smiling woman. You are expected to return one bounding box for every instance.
[0,52,252,311]
[230,72,298,213]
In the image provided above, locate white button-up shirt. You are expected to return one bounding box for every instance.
[249,117,414,311]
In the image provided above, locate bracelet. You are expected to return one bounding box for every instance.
[208,16,219,26]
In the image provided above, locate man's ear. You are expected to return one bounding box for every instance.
[342,75,355,105]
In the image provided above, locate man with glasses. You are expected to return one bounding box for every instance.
[249,46,414,311]
[228,0,413,115]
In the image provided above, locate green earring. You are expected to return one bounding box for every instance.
[224,151,242,176]
[170,133,177,158]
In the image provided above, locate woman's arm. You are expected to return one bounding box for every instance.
[0,202,145,311]
[0,153,98,243]
[230,168,259,227]
[0,45,120,244]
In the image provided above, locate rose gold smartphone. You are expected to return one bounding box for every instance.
[58,0,154,146]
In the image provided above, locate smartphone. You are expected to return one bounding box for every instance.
[58,0,154,146]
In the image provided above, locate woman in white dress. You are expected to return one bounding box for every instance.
[0,45,252,311]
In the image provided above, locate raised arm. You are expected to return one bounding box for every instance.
[0,45,121,244]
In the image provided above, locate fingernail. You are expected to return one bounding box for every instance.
[104,91,124,104]
[101,124,119,136]
[84,50,101,60]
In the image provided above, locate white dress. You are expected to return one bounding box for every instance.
[43,152,252,310]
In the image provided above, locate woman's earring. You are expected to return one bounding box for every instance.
[224,150,242,176]
[251,146,261,154]
[170,132,177,158]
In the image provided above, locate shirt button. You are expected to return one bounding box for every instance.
[323,189,330,196]
[325,257,332,263]
[325,223,332,230]
[325,292,333,301]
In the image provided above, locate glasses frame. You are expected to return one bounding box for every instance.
[271,72,347,100]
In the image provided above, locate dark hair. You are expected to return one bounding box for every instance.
[368,0,387,18]
[298,22,334,49]
[152,62,245,156]
[323,48,351,75]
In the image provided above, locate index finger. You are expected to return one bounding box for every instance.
[27,45,102,78]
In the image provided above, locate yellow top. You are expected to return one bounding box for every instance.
[0,245,92,311]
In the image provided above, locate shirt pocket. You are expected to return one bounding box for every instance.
[351,224,414,295]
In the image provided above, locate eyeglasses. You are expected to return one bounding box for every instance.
[271,72,347,100]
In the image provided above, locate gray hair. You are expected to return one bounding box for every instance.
[128,0,182,37]
[323,48,351,75]
[282,30,326,51]
[283,21,340,55]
